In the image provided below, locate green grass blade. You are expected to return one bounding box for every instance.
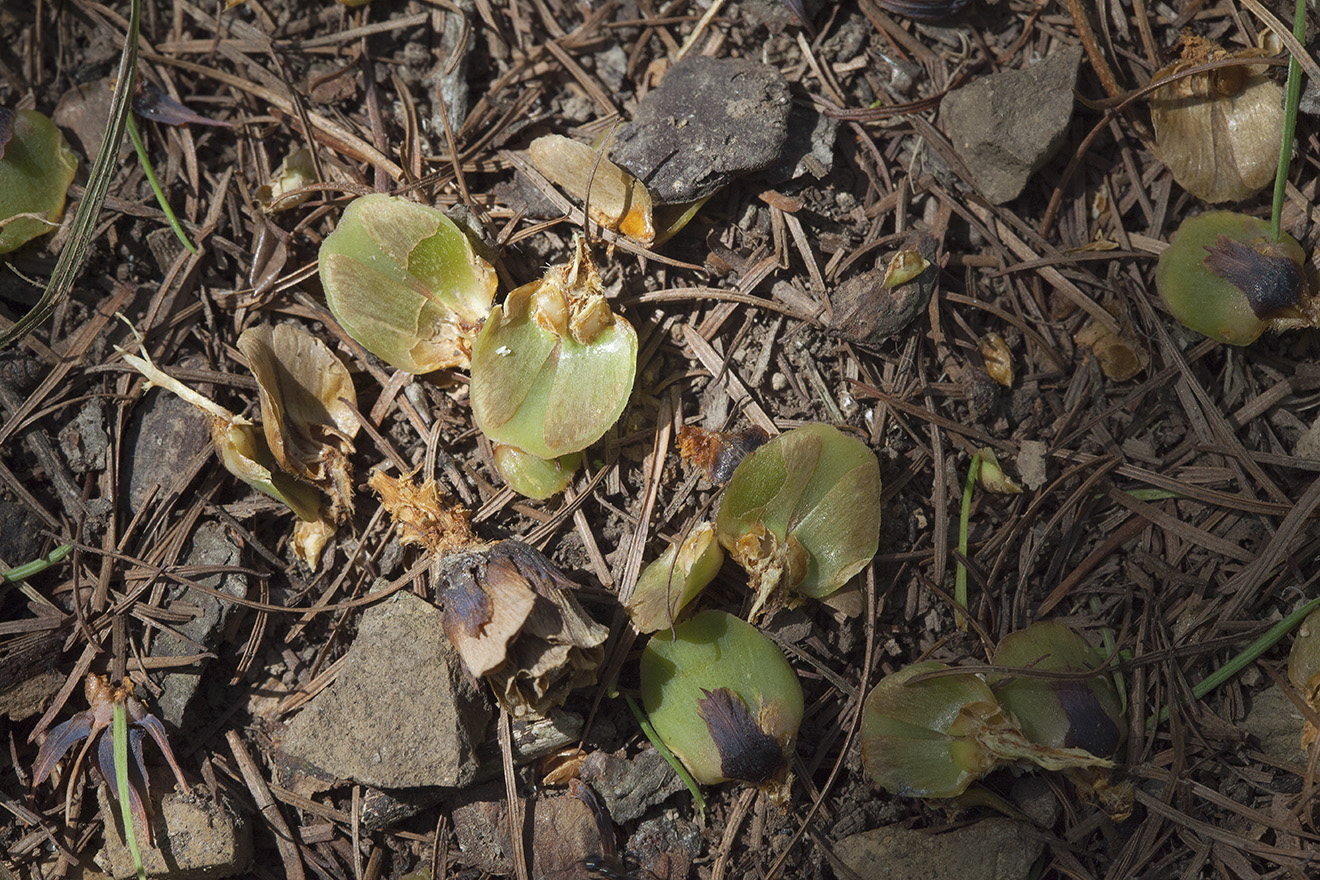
[0,0,142,348]
[126,114,196,254]
[0,544,71,583]
[955,452,981,631]
[1153,594,1320,727]
[113,701,148,880]
[1270,0,1307,242]
[624,694,706,818]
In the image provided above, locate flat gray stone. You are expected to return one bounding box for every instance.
[155,521,248,728]
[833,818,1043,880]
[97,784,252,879]
[940,46,1083,204]
[610,55,791,203]
[280,591,489,789]
[123,388,211,517]
[1241,685,1306,765]
[579,749,682,823]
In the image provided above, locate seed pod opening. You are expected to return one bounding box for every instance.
[860,661,1112,799]
[715,423,881,618]
[0,108,78,253]
[318,193,497,373]
[470,236,638,460]
[625,522,724,632]
[641,610,803,792]
[1149,36,1283,203]
[1155,211,1316,345]
[990,622,1124,760]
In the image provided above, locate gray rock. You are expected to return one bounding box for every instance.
[59,398,108,474]
[610,56,792,203]
[450,785,606,880]
[940,46,1083,204]
[123,388,211,517]
[155,521,248,727]
[626,813,703,880]
[579,749,682,823]
[96,783,252,879]
[1241,684,1306,765]
[764,101,838,182]
[281,591,489,789]
[833,818,1044,880]
[0,500,43,566]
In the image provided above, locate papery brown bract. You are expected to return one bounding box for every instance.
[529,134,656,245]
[1149,36,1283,203]
[237,323,359,518]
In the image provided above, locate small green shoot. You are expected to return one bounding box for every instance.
[955,451,981,631]
[113,701,148,880]
[624,694,706,818]
[0,544,72,583]
[1270,0,1307,242]
[125,113,195,254]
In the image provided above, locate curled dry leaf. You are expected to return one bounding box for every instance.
[318,193,498,373]
[1149,35,1283,203]
[471,236,638,460]
[237,323,359,518]
[529,134,656,246]
[370,472,608,717]
[1074,318,1148,381]
[978,332,1014,387]
[881,248,930,289]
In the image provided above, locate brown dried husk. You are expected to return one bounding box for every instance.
[1149,37,1284,203]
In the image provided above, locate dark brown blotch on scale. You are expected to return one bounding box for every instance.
[873,0,971,20]
[1055,681,1123,759]
[696,687,785,785]
[1202,234,1308,318]
[676,425,769,485]
[435,553,494,639]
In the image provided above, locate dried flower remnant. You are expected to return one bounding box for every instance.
[1155,211,1316,345]
[0,107,78,253]
[471,236,638,460]
[715,423,881,618]
[32,675,189,846]
[256,148,316,212]
[625,522,724,632]
[370,472,608,717]
[529,134,657,246]
[237,323,359,519]
[1149,35,1283,203]
[676,425,769,485]
[118,328,335,567]
[318,193,497,373]
[975,448,1021,495]
[978,332,1013,387]
[640,610,802,798]
[860,662,1112,799]
[1074,319,1148,381]
[1289,607,1320,749]
[881,248,930,289]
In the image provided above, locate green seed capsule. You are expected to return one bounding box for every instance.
[990,621,1124,759]
[0,109,78,253]
[641,610,803,790]
[318,194,497,373]
[492,444,580,500]
[715,423,881,618]
[626,522,724,632]
[1155,211,1315,345]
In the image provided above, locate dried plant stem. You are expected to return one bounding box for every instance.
[1064,0,1121,98]
[955,452,982,631]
